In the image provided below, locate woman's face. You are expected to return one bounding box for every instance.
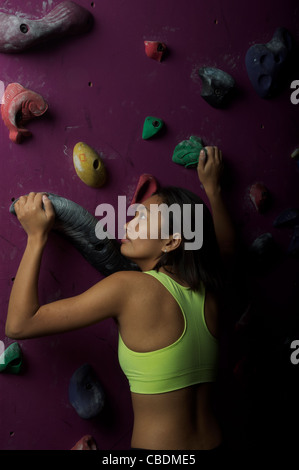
[120,194,180,271]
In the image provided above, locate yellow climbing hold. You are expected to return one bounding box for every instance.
[73,142,107,188]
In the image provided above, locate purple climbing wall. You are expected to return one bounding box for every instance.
[0,0,298,450]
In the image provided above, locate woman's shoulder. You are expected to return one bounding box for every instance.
[106,270,155,289]
[107,270,166,298]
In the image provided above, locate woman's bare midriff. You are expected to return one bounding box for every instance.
[130,383,222,450]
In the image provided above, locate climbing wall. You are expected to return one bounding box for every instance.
[0,0,298,450]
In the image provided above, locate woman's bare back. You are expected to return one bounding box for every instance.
[118,271,222,450]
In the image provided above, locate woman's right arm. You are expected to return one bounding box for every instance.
[197,146,237,263]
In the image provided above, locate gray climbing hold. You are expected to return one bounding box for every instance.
[198,67,236,108]
[10,193,139,277]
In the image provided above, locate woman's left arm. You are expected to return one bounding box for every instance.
[5,192,128,339]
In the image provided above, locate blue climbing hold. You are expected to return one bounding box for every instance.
[68,364,105,419]
[288,225,299,256]
[273,208,299,228]
[245,27,293,98]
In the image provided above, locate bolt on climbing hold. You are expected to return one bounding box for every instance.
[245,27,293,99]
[10,193,139,276]
[144,40,167,62]
[0,1,93,53]
[69,364,105,419]
[198,67,236,108]
[0,342,23,374]
[73,142,107,188]
[249,182,271,213]
[1,83,48,143]
[142,116,164,139]
[172,136,206,168]
[71,435,98,450]
[130,174,159,206]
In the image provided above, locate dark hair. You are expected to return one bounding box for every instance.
[152,186,223,293]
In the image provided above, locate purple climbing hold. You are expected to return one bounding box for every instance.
[245,27,293,98]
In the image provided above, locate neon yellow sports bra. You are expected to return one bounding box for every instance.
[118,270,219,394]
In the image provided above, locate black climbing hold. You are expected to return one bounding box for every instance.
[198,67,236,108]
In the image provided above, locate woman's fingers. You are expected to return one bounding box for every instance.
[42,194,55,219]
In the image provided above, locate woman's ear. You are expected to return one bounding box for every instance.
[166,233,182,252]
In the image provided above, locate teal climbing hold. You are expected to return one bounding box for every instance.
[172,135,206,168]
[0,342,22,374]
[142,117,164,139]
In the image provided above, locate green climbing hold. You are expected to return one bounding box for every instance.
[142,116,164,139]
[172,135,206,168]
[0,342,22,374]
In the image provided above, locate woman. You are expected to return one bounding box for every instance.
[5,146,236,450]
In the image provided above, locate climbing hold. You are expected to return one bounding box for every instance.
[10,193,139,277]
[234,304,253,333]
[69,364,105,419]
[172,136,206,168]
[130,174,159,206]
[0,342,22,374]
[144,40,167,62]
[250,233,275,256]
[142,117,164,139]
[288,225,299,256]
[71,435,98,450]
[291,148,299,159]
[73,142,107,188]
[198,67,236,108]
[1,83,48,144]
[273,208,299,228]
[233,355,256,388]
[0,1,93,53]
[248,233,280,274]
[245,27,293,98]
[249,183,271,213]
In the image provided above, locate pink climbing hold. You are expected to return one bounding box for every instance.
[1,83,48,143]
[130,174,159,206]
[0,1,93,53]
[71,435,98,450]
[249,182,271,213]
[144,40,167,62]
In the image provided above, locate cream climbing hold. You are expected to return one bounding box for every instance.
[73,142,107,188]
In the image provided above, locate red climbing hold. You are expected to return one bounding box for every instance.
[249,182,271,213]
[130,174,159,206]
[144,40,167,62]
[71,435,98,450]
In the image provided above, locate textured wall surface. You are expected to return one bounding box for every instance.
[0,0,298,450]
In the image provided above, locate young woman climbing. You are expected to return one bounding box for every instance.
[6,146,236,451]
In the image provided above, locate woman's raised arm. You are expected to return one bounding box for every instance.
[197,147,237,263]
[5,192,128,339]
